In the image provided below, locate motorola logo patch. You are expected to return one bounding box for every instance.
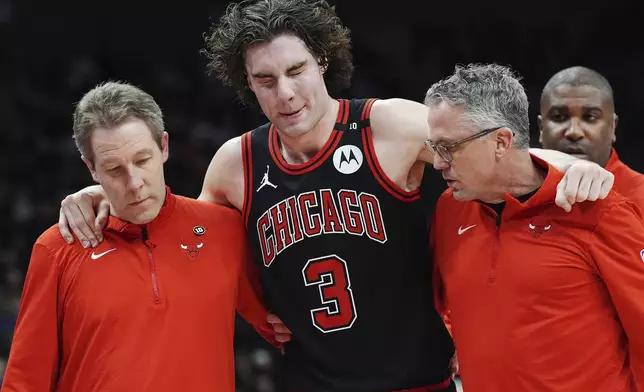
[333,145,363,175]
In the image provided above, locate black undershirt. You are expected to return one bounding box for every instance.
[484,188,539,226]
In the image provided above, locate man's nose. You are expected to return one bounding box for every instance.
[564,119,585,141]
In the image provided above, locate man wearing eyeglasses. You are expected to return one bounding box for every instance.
[429,63,644,392]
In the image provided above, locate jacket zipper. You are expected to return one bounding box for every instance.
[142,227,160,303]
[487,212,502,285]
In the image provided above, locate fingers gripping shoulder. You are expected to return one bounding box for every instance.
[59,185,107,246]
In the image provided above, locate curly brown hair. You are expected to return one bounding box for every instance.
[203,0,354,106]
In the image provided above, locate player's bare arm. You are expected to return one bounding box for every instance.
[528,148,614,211]
[198,135,245,210]
[57,136,244,246]
[369,98,433,192]
[367,98,614,209]
[528,148,579,171]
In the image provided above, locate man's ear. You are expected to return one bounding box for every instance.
[161,132,169,163]
[537,114,544,144]
[612,113,618,143]
[494,127,514,159]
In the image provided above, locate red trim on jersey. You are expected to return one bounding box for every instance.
[362,125,421,202]
[361,97,377,121]
[241,132,254,227]
[359,97,420,201]
[268,99,349,176]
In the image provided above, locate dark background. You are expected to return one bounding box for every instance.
[1,0,643,389]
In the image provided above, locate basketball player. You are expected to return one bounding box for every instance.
[257,165,278,192]
[55,1,614,391]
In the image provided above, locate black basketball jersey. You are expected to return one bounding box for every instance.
[241,99,455,392]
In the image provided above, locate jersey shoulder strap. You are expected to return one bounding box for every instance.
[240,123,271,226]
[335,98,378,145]
[349,98,378,129]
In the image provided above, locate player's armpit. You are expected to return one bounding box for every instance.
[369,99,434,163]
[2,243,61,391]
[588,200,644,357]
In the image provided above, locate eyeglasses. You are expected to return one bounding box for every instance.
[424,127,502,163]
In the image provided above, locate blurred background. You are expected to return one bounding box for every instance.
[1,0,643,390]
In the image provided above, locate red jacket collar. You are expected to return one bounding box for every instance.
[105,186,176,240]
[605,147,621,172]
[496,154,562,220]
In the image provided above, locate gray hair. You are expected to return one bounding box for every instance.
[73,81,165,164]
[424,63,530,149]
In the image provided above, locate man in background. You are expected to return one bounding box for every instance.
[539,66,644,208]
[538,64,644,390]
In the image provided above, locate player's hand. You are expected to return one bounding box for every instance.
[267,313,292,344]
[59,185,110,247]
[555,160,614,212]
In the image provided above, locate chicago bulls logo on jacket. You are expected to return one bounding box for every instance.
[180,240,203,260]
[528,218,552,238]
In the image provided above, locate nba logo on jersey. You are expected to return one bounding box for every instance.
[640,249,644,263]
[333,145,363,175]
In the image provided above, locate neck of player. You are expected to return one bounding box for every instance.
[277,97,339,165]
[479,150,545,204]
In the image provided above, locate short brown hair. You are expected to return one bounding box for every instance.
[203,0,354,106]
[73,81,164,164]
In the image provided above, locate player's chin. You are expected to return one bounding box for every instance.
[276,119,312,137]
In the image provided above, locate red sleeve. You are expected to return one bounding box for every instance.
[430,209,459,374]
[430,214,445,314]
[2,242,61,391]
[227,214,282,349]
[588,200,644,360]
[236,248,283,349]
[430,214,453,336]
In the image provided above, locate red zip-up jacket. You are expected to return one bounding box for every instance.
[606,147,644,391]
[432,158,644,392]
[2,188,279,392]
[606,147,644,210]
[442,148,644,383]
